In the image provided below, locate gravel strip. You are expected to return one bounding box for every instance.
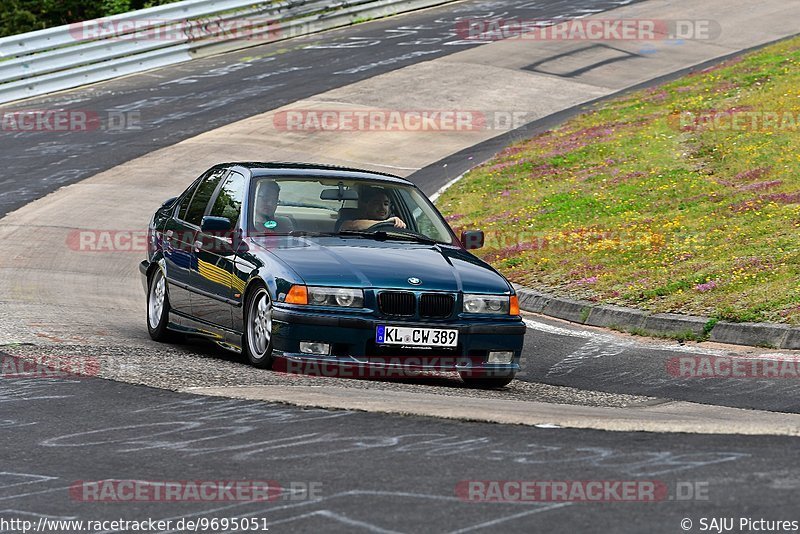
[1,342,655,408]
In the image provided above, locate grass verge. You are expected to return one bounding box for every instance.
[437,36,800,324]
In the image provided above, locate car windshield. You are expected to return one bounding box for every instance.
[247,177,456,245]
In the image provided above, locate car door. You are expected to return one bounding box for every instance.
[163,167,228,317]
[190,170,246,330]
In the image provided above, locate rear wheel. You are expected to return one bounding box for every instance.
[243,286,274,369]
[460,373,515,389]
[147,268,172,342]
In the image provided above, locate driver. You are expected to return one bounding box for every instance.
[339,187,406,231]
[253,180,293,233]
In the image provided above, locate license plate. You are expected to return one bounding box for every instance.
[376,326,458,347]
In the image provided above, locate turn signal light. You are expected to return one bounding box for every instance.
[510,295,520,316]
[285,285,308,304]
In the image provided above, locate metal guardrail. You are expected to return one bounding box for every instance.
[0,0,457,105]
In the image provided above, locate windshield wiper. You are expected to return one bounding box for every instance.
[335,230,380,239]
[338,230,439,245]
[253,231,340,238]
[287,230,336,237]
[249,231,294,237]
[378,231,440,245]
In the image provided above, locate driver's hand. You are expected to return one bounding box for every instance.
[389,217,406,229]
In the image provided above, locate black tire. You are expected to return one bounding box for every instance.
[147,268,173,342]
[459,373,515,389]
[243,285,274,369]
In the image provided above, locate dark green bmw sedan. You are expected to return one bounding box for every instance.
[140,163,525,388]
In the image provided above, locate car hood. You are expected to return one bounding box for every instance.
[250,236,511,293]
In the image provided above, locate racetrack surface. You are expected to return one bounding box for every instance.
[1,0,798,418]
[1,373,798,533]
[0,0,798,468]
[522,317,800,414]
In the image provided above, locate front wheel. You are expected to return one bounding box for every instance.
[460,373,515,389]
[147,268,173,342]
[243,286,274,369]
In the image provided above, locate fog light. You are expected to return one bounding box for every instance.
[300,342,330,355]
[487,351,514,364]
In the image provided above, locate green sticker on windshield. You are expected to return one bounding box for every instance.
[263,220,278,229]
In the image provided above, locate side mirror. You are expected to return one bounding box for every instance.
[161,196,178,207]
[461,230,485,250]
[201,216,232,233]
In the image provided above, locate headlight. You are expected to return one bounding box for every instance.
[307,287,364,308]
[463,294,511,315]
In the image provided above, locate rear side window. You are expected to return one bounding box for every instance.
[183,169,227,226]
[209,172,246,227]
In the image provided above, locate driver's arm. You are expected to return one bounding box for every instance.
[340,217,406,231]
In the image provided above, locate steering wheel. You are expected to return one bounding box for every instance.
[366,221,402,232]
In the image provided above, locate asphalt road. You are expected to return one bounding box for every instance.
[1,371,798,534]
[3,0,796,418]
[517,316,800,414]
[0,0,641,219]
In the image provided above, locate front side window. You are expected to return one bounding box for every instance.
[396,188,454,243]
[183,169,227,226]
[177,181,200,221]
[209,172,245,227]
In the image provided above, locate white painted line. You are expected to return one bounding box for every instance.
[430,172,465,203]
[0,510,77,520]
[0,472,57,490]
[523,318,589,339]
[330,157,419,171]
[447,502,573,534]
[523,317,763,357]
[524,316,800,379]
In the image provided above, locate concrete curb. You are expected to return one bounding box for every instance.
[515,286,800,349]
[187,385,800,436]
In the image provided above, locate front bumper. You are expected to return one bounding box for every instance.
[271,305,525,376]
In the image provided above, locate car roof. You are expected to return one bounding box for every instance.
[215,162,414,186]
